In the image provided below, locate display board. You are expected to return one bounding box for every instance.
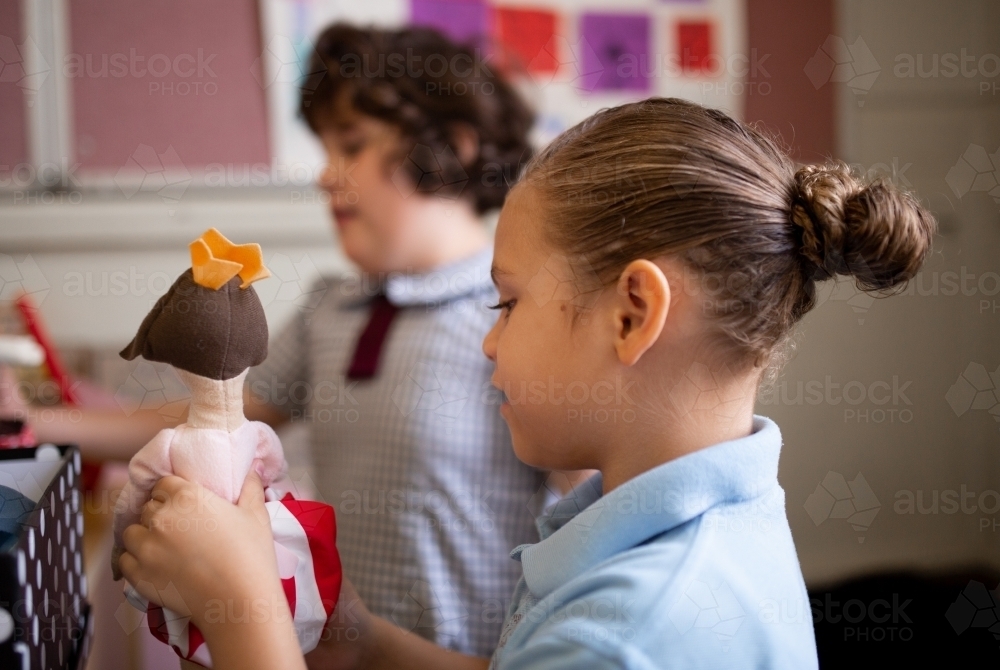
[256,0,747,174]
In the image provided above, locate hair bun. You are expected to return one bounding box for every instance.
[789,162,936,290]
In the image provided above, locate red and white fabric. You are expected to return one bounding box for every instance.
[125,493,342,667]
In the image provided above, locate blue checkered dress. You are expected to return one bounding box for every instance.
[247,247,545,656]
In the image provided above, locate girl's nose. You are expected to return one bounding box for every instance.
[482,319,500,362]
[319,164,338,192]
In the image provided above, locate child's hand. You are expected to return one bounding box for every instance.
[306,577,489,670]
[118,470,284,629]
[305,577,376,670]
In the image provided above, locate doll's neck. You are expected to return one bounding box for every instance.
[177,369,248,432]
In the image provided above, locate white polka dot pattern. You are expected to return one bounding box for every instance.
[0,445,92,669]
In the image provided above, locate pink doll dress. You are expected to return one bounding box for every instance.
[113,421,342,667]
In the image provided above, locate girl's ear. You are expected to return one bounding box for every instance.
[612,260,670,366]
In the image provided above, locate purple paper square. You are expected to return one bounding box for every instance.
[410,0,489,46]
[580,12,652,93]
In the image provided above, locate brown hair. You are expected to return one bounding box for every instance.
[301,23,534,214]
[522,98,936,372]
[120,270,268,381]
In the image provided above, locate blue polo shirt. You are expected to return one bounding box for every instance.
[489,416,818,669]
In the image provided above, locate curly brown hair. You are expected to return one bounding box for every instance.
[300,23,535,214]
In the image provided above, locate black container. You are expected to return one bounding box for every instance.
[0,445,92,670]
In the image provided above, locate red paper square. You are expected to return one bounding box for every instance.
[495,7,558,73]
[678,21,713,74]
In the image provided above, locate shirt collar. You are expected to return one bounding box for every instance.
[514,415,783,599]
[337,246,495,308]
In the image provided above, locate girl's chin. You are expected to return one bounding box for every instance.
[340,241,386,274]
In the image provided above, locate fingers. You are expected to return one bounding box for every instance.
[117,551,141,587]
[140,496,165,528]
[238,468,265,506]
[238,468,272,527]
[118,552,175,610]
[151,475,189,497]
[122,523,150,556]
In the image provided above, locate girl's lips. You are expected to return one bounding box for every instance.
[492,379,509,406]
[332,209,357,226]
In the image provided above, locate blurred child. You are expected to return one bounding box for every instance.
[108,97,940,668]
[239,23,546,656]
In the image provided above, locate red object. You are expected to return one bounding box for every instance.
[745,0,836,162]
[146,494,342,666]
[14,293,102,489]
[0,420,35,448]
[280,495,341,621]
[494,7,558,74]
[346,295,400,380]
[678,21,714,74]
[15,294,79,405]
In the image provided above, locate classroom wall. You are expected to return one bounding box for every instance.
[0,0,29,167]
[765,0,1000,583]
[68,0,271,171]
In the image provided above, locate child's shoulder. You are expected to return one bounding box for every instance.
[523,514,816,669]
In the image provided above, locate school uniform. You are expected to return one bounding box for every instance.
[490,416,818,669]
[247,247,545,656]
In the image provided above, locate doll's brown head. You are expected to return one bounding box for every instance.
[120,229,271,381]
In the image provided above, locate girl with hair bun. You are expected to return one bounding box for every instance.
[120,98,935,670]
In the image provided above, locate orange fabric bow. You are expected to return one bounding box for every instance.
[189,228,271,290]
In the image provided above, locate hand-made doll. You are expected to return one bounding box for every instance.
[111,229,341,668]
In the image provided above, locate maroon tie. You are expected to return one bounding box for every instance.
[346,294,400,380]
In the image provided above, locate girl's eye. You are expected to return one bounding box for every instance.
[488,298,516,315]
[342,139,365,156]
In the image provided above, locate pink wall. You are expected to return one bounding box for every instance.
[745,0,836,162]
[0,0,29,170]
[68,0,270,171]
[10,1,834,175]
